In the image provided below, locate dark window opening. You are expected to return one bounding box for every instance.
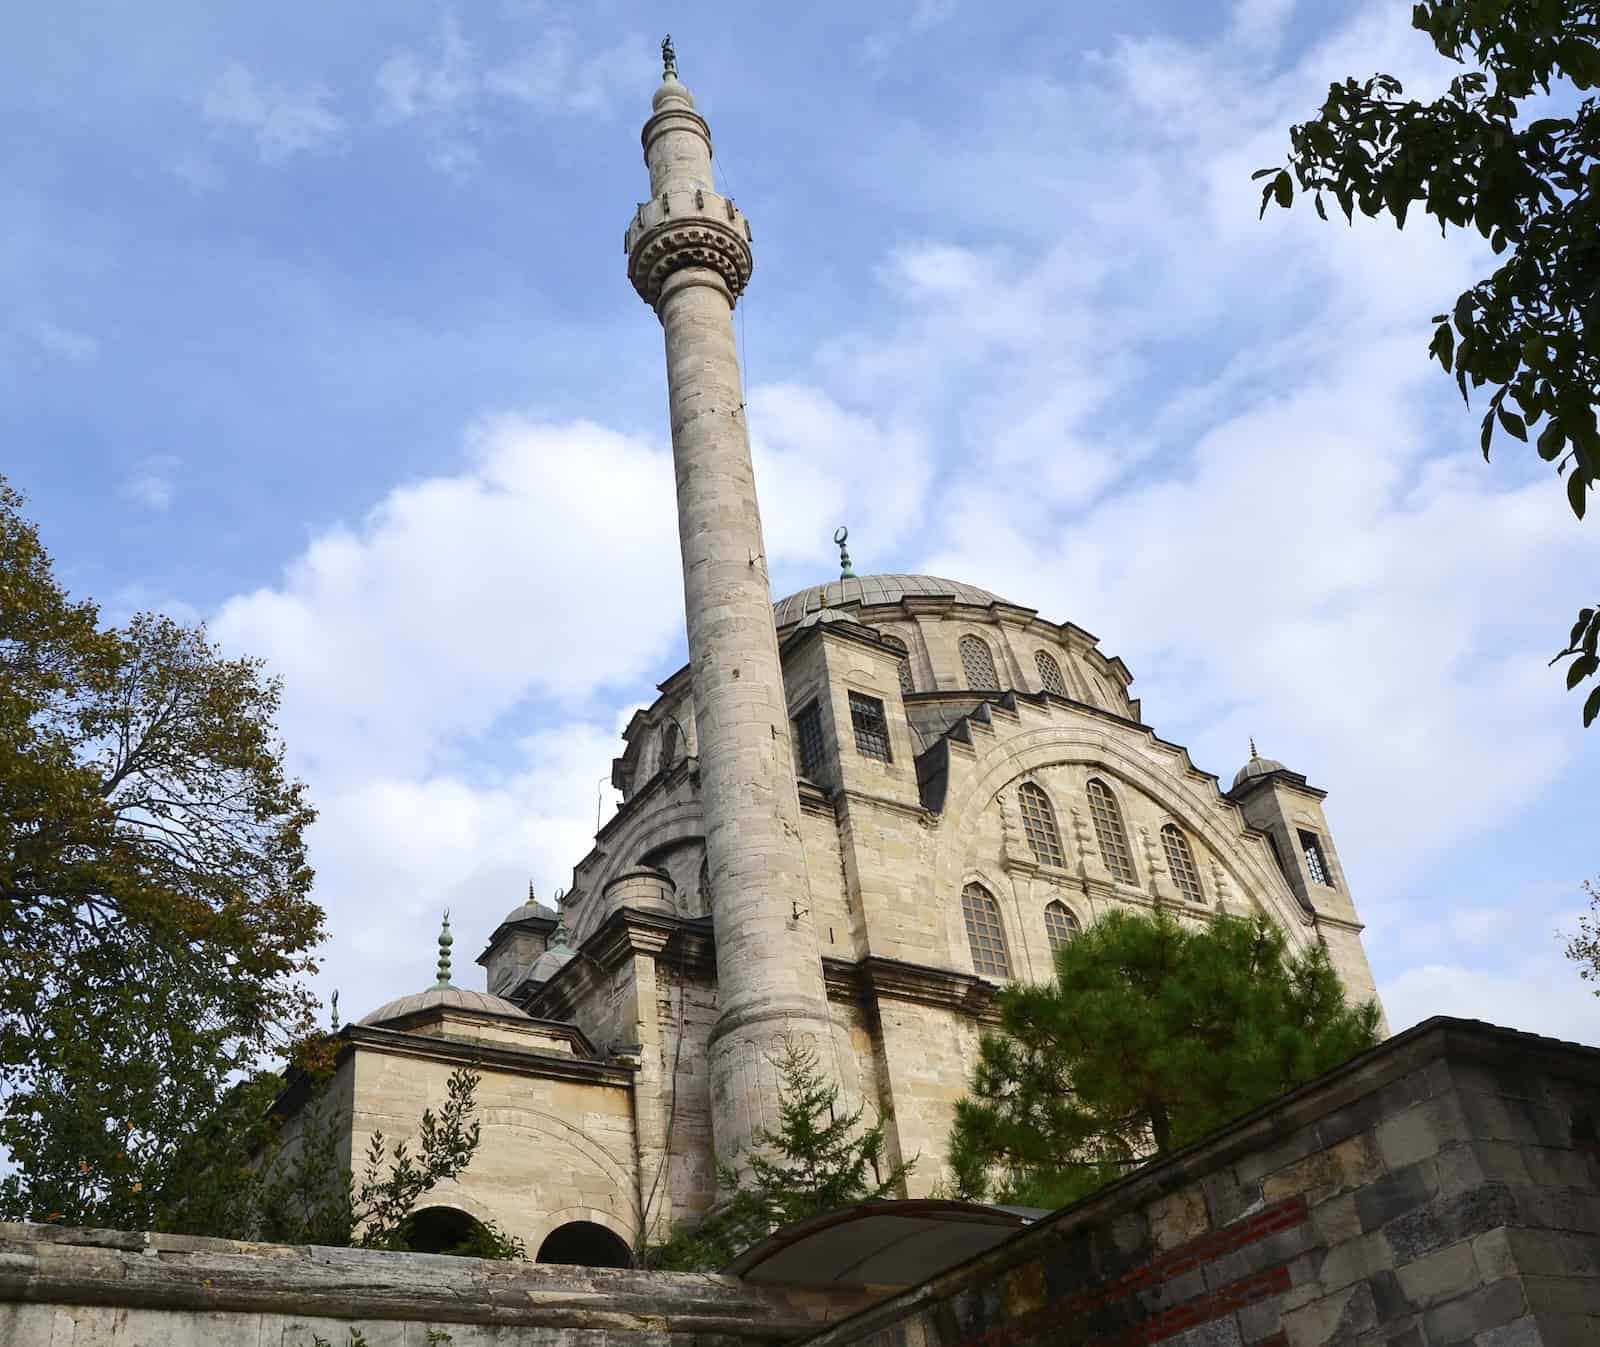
[1299,830,1333,888]
[849,691,892,761]
[403,1206,487,1256]
[793,701,826,780]
[536,1220,632,1268]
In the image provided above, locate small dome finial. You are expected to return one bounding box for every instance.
[435,909,454,988]
[834,526,855,579]
[551,892,572,950]
[661,33,677,82]
[1249,736,1259,760]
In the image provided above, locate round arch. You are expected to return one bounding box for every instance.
[936,727,1316,951]
[404,1205,489,1255]
[537,1219,633,1268]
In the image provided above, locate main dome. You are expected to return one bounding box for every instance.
[773,574,1005,629]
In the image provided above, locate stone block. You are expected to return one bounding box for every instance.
[1166,1319,1243,1347]
[1421,1277,1527,1344]
[1234,1295,1282,1344]
[1377,1096,1469,1171]
[1366,1268,1411,1323]
[1264,1133,1384,1206]
[1312,1094,1383,1149]
[1384,1183,1518,1266]
[1148,1184,1210,1253]
[1524,1312,1600,1347]
[1282,1280,1376,1344]
[1314,1230,1394,1294]
[1473,1227,1518,1283]
[1473,1316,1543,1347]
[1311,1193,1361,1245]
[1354,1160,1439,1235]
[1393,1239,1478,1307]
[1203,1171,1264,1227]
[1520,1273,1600,1316]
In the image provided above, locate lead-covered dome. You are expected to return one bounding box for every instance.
[1232,742,1288,790]
[360,985,532,1026]
[773,574,1005,629]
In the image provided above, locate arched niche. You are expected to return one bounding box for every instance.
[536,1219,633,1268]
[403,1205,489,1256]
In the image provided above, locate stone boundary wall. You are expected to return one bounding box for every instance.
[797,1018,1600,1347]
[0,1225,862,1346]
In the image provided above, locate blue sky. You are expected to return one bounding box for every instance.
[6,0,1596,1040]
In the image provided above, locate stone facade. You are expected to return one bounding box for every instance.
[795,1018,1600,1346]
[284,58,1384,1262]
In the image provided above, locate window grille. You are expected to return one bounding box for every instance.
[881,633,915,695]
[1043,901,1081,953]
[961,883,1011,978]
[1017,782,1066,867]
[1299,830,1333,887]
[792,701,826,780]
[960,635,999,691]
[849,691,892,762]
[1161,824,1204,904]
[1087,778,1138,885]
[1035,650,1067,695]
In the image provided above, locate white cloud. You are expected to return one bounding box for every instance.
[118,455,179,511]
[374,15,650,176]
[861,0,960,72]
[213,416,683,785]
[204,62,345,163]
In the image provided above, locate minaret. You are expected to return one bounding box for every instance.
[626,39,836,1166]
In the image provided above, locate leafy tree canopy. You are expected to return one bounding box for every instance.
[649,1036,913,1271]
[0,474,323,1227]
[948,911,1381,1210]
[1257,0,1600,724]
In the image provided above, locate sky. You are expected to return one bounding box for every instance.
[5,0,1597,1045]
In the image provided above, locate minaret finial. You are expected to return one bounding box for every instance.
[551,892,571,950]
[1249,736,1259,760]
[435,909,453,988]
[661,34,678,81]
[527,878,537,904]
[834,526,855,579]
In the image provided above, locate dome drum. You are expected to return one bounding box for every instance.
[602,866,678,916]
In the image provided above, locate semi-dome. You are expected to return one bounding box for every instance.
[531,944,576,983]
[360,985,532,1026]
[773,574,1006,629]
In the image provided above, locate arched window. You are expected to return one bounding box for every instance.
[1016,782,1065,868]
[537,1220,632,1268]
[960,635,999,691]
[660,721,681,772]
[1043,900,1081,953]
[961,882,1012,978]
[403,1206,490,1256]
[881,633,915,695]
[1161,824,1204,903]
[1034,650,1067,696]
[1086,778,1137,885]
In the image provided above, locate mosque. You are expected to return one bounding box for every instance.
[292,44,1383,1269]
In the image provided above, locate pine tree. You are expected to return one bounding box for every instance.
[948,910,1381,1209]
[650,1036,913,1270]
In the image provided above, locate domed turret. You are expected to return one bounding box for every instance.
[1232,738,1288,790]
[360,911,529,1027]
[530,894,577,985]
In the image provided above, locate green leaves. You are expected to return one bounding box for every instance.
[946,911,1379,1208]
[1256,1,1600,725]
[0,474,324,1227]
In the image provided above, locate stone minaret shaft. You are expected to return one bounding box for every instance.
[626,53,835,1166]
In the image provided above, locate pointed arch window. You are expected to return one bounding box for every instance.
[1034,650,1067,696]
[881,633,915,696]
[660,721,681,772]
[1016,782,1066,868]
[1086,778,1137,885]
[960,635,999,691]
[961,882,1012,978]
[1161,824,1204,904]
[1043,900,1081,953]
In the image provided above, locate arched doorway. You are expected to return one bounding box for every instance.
[403,1206,486,1255]
[536,1219,632,1268]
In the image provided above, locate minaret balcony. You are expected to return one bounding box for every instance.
[625,189,754,307]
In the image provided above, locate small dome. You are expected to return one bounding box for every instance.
[773,574,1006,629]
[500,897,555,926]
[360,985,531,1027]
[531,944,576,983]
[1232,741,1288,790]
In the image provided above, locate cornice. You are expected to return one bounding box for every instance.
[347,1024,632,1087]
[823,954,1002,1025]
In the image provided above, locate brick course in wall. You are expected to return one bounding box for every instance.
[795,1018,1600,1347]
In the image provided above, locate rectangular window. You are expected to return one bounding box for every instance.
[792,701,826,780]
[848,691,892,762]
[1299,830,1333,887]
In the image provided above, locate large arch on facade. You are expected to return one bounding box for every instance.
[934,724,1316,952]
